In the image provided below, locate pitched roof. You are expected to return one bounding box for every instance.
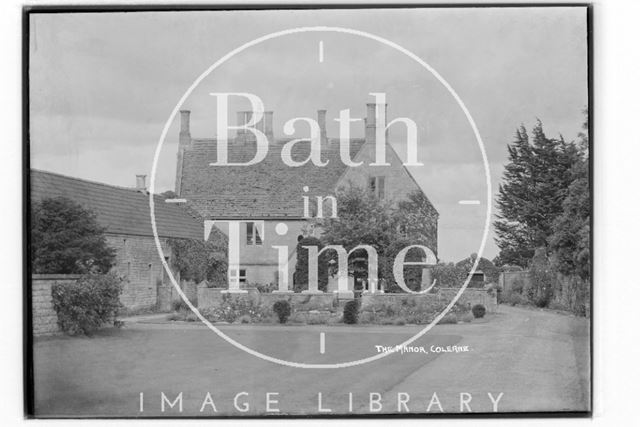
[30,169,204,240]
[179,138,367,218]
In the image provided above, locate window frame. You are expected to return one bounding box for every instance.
[245,221,264,246]
[369,176,386,199]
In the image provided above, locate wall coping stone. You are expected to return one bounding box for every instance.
[32,274,82,280]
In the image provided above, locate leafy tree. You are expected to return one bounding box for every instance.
[455,253,500,284]
[317,183,435,291]
[395,190,439,252]
[549,112,590,281]
[494,121,581,267]
[168,236,228,285]
[432,262,467,288]
[293,236,329,292]
[31,197,116,274]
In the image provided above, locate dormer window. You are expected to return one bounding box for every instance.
[246,221,263,245]
[369,176,386,198]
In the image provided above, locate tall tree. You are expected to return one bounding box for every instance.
[317,184,429,291]
[494,121,580,267]
[31,197,116,274]
[549,111,590,280]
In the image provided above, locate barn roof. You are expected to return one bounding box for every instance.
[30,169,204,240]
[179,138,367,218]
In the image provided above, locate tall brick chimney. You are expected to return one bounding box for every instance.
[317,109,327,143]
[237,110,274,143]
[365,102,388,145]
[179,110,191,147]
[175,110,191,195]
[236,111,247,139]
[135,174,147,191]
[264,111,274,142]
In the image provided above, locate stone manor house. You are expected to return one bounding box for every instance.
[30,100,439,316]
[174,101,439,292]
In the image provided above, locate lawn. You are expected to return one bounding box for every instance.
[33,322,461,416]
[31,306,590,417]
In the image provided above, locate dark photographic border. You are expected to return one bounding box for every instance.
[22,2,594,419]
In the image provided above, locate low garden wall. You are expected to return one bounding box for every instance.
[31,274,81,336]
[157,281,199,312]
[359,288,497,324]
[197,286,339,323]
[196,286,497,324]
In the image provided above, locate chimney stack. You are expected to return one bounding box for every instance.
[179,110,191,147]
[236,110,274,143]
[365,102,388,145]
[236,111,247,137]
[317,109,327,143]
[135,174,147,191]
[264,111,274,142]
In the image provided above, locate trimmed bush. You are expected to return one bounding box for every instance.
[471,304,486,319]
[273,300,292,324]
[343,300,359,324]
[461,313,474,323]
[438,313,458,324]
[51,273,123,335]
[171,299,189,312]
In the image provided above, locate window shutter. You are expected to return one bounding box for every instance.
[246,222,254,245]
[255,222,263,245]
[378,176,385,198]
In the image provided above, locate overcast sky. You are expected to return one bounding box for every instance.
[29,7,588,262]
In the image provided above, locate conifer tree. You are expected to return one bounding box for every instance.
[494,121,580,267]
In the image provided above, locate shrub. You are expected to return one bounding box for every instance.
[238,314,252,324]
[393,318,406,326]
[432,263,467,288]
[501,291,529,306]
[273,300,292,324]
[527,248,556,308]
[306,316,327,325]
[438,313,458,324]
[51,273,123,335]
[202,296,271,324]
[461,313,474,323]
[171,299,190,312]
[343,300,359,324]
[254,282,278,293]
[167,312,183,321]
[185,313,198,322]
[471,304,486,318]
[511,277,525,294]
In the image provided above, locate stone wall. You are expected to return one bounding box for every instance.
[196,286,496,324]
[359,287,497,324]
[438,287,498,313]
[107,234,175,311]
[31,274,80,336]
[157,281,199,312]
[197,287,339,322]
[499,270,531,293]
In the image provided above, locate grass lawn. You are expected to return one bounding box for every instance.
[32,306,590,417]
